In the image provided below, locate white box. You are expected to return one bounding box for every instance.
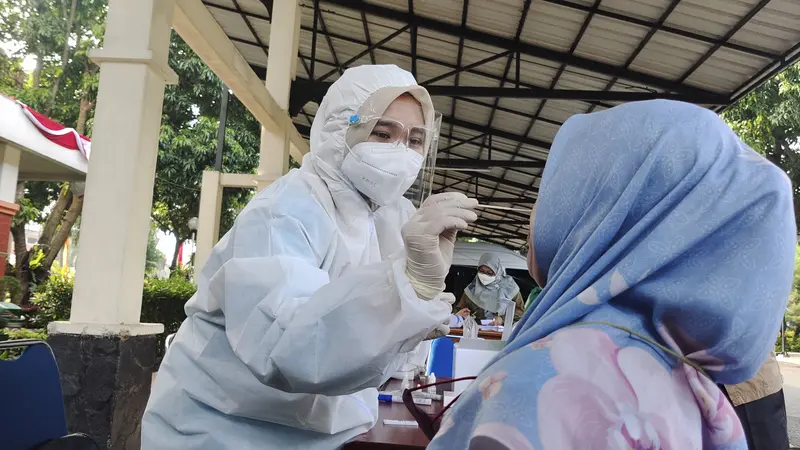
[452,338,504,394]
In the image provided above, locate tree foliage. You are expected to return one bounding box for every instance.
[153,34,260,268]
[723,62,800,225]
[723,63,800,351]
[0,0,106,303]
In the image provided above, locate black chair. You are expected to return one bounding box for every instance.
[0,339,70,449]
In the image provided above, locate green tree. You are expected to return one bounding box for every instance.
[0,0,106,303]
[145,224,165,275]
[723,62,800,225]
[153,34,259,269]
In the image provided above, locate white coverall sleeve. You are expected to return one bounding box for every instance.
[207,197,450,397]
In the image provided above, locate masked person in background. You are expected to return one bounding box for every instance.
[451,253,524,327]
[428,100,795,449]
[141,65,478,449]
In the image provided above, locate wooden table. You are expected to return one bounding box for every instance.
[343,379,451,449]
[446,327,503,341]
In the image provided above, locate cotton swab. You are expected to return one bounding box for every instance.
[475,204,533,214]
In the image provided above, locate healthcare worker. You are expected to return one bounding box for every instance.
[141,65,478,449]
[451,252,525,327]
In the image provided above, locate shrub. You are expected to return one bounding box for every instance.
[29,270,74,327]
[0,276,22,303]
[27,273,195,357]
[141,277,196,338]
[0,328,48,360]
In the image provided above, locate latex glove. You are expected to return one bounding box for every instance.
[424,323,450,340]
[402,193,478,299]
[439,292,456,305]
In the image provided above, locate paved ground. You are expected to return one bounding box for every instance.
[779,361,800,448]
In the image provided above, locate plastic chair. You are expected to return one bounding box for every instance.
[0,339,68,450]
[426,337,455,377]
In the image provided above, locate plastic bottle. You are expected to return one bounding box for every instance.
[427,373,437,394]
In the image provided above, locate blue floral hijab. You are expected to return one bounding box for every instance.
[428,100,796,450]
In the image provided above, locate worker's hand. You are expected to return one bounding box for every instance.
[424,323,450,340]
[439,292,456,305]
[455,308,471,319]
[492,316,504,326]
[402,193,478,299]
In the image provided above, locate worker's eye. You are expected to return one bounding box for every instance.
[408,137,424,150]
[370,130,393,141]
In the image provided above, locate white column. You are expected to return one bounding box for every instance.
[257,0,301,190]
[0,143,21,203]
[52,0,177,335]
[194,171,222,277]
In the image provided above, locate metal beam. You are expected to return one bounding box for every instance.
[442,115,551,152]
[437,159,544,169]
[211,2,618,108]
[360,10,377,64]
[409,0,417,78]
[541,0,779,60]
[286,78,726,107]
[475,219,529,226]
[442,171,537,194]
[459,233,522,245]
[317,8,343,75]
[322,0,722,97]
[435,177,539,209]
[452,96,564,127]
[318,25,410,81]
[437,131,546,167]
[288,86,553,151]
[474,196,537,204]
[438,132,486,153]
[445,0,471,191]
[422,50,513,86]
[231,0,270,63]
[424,86,728,104]
[586,0,682,115]
[725,41,800,109]
[491,0,599,229]
[295,80,716,103]
[310,0,319,79]
[677,0,772,84]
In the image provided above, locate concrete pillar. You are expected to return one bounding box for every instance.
[0,143,21,203]
[257,0,301,190]
[0,143,21,278]
[46,0,175,447]
[194,171,222,276]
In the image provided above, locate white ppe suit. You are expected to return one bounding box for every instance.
[140,65,452,449]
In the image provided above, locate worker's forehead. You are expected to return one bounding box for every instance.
[383,95,424,127]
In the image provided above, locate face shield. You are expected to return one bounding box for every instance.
[343,88,441,208]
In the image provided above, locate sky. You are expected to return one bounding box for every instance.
[1,39,38,72]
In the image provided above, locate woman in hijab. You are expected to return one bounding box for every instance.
[428,100,796,449]
[452,253,525,326]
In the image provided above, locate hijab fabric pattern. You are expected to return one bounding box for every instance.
[464,253,520,313]
[428,100,796,450]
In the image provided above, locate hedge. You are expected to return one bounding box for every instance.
[0,328,48,359]
[4,272,196,360]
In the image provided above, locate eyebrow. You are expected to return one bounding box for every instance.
[374,120,398,128]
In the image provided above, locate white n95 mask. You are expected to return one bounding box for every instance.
[342,142,424,207]
[477,273,496,285]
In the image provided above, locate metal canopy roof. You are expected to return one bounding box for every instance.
[201,0,800,248]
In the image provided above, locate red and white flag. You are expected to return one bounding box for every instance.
[16,99,91,159]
